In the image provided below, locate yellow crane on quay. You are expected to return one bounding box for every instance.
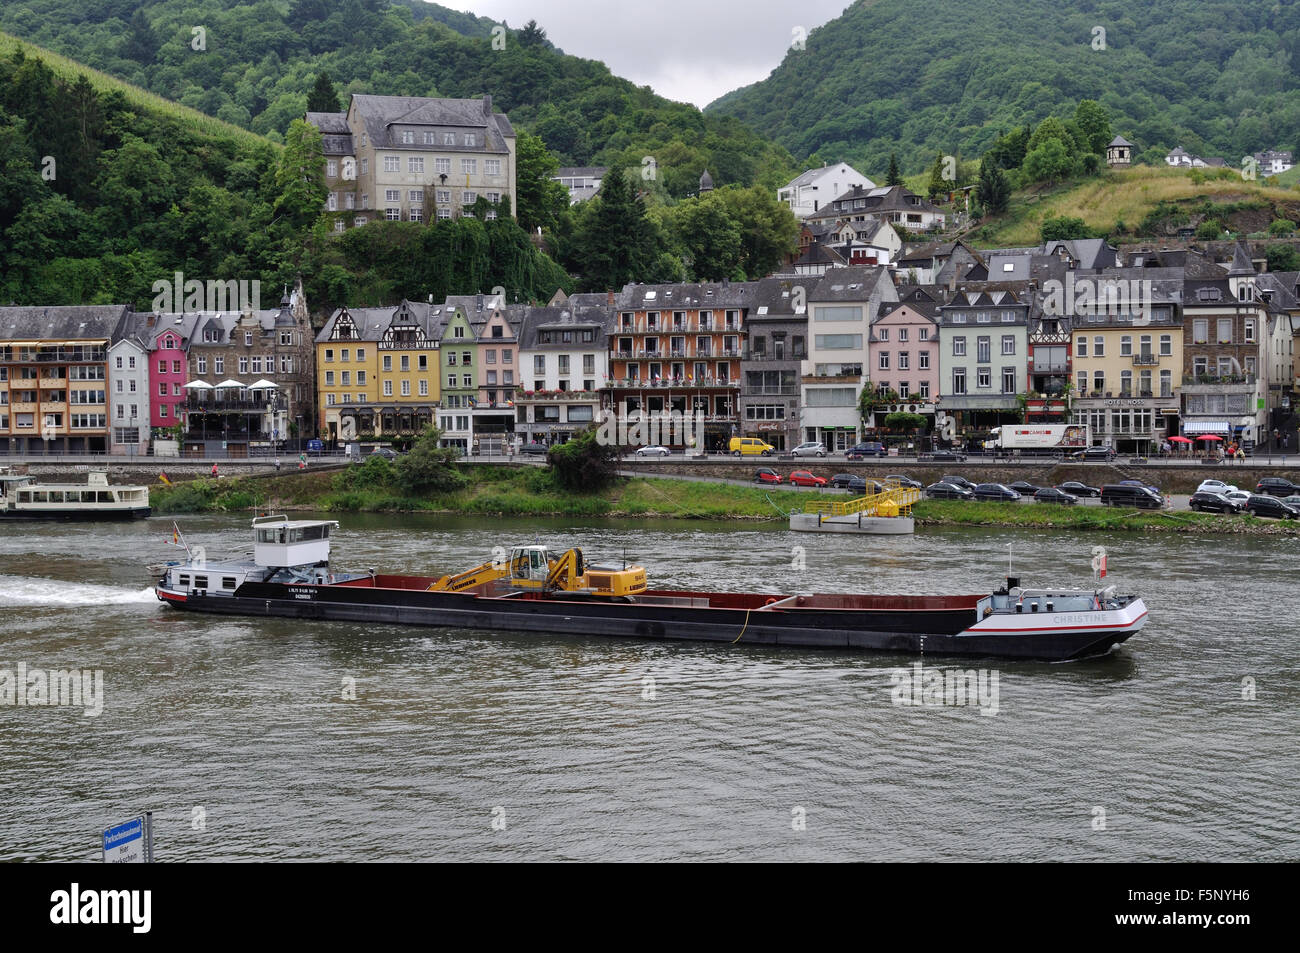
[789,479,923,535]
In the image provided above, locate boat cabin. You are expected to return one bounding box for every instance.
[253,516,339,568]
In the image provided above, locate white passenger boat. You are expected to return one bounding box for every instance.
[0,469,150,520]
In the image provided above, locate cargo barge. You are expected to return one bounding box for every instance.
[154,516,1148,661]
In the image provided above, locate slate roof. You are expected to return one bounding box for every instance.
[0,305,129,342]
[346,94,513,154]
[316,300,449,343]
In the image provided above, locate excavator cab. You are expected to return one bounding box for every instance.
[509,545,550,583]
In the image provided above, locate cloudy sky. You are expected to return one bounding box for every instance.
[446,0,851,107]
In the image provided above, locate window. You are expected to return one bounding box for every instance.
[918,381,930,399]
[340,371,351,386]
[464,133,476,147]
[400,356,409,372]
[485,159,501,175]
[878,352,890,370]
[197,356,207,374]
[1077,371,1088,393]
[977,367,991,389]
[1159,370,1172,397]
[361,158,368,175]
[1120,335,1132,356]
[952,336,966,357]
[1244,318,1256,343]
[1160,334,1172,356]
[919,328,929,341]
[485,349,496,364]
[385,189,400,202]
[1001,335,1015,355]
[327,159,338,178]
[461,159,477,175]
[1093,336,1105,357]
[443,133,455,145]
[401,380,410,396]
[977,337,991,363]
[1218,318,1233,344]
[462,191,476,205]
[1193,319,1208,344]
[408,157,425,174]
[534,355,546,374]
[401,130,414,144]
[919,351,930,370]
[384,156,400,173]
[952,368,966,394]
[435,158,451,175]
[325,372,335,386]
[1002,368,1016,394]
[898,328,908,343]
[419,380,428,396]
[1120,370,1133,397]
[1076,337,1087,357]
[898,352,909,370]
[878,328,889,342]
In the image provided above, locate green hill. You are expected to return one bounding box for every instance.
[0,0,797,196]
[708,0,1300,180]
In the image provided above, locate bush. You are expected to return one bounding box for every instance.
[547,425,620,492]
[1268,218,1295,237]
[1040,216,1091,241]
[1266,244,1300,272]
[395,427,466,496]
[1195,219,1223,240]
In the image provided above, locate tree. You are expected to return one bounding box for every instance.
[1265,244,1299,271]
[272,119,327,234]
[1023,138,1074,184]
[576,165,660,290]
[671,193,743,280]
[307,72,340,113]
[1073,100,1113,155]
[886,153,903,186]
[926,152,949,200]
[712,185,799,279]
[395,427,466,495]
[976,158,1010,215]
[1040,216,1091,241]
[518,19,547,47]
[547,425,619,492]
[514,132,570,234]
[883,412,926,432]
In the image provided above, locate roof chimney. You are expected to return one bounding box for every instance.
[476,293,483,312]
[482,94,492,117]
[607,291,614,305]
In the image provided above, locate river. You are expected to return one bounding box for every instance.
[1,513,1296,861]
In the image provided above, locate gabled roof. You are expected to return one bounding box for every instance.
[0,304,129,342]
[346,93,513,154]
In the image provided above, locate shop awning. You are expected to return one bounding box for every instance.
[1182,420,1229,434]
[183,380,213,389]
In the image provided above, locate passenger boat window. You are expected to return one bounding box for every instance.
[179,574,190,587]
[98,491,113,503]
[222,577,238,589]
[193,575,208,589]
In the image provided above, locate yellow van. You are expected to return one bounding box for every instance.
[729,436,776,457]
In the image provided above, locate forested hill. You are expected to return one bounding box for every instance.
[0,0,797,195]
[708,0,1300,178]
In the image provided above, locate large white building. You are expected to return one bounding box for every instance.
[778,163,875,219]
[107,321,150,456]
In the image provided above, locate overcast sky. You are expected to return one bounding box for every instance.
[445,0,851,108]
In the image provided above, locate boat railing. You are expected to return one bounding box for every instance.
[802,482,923,518]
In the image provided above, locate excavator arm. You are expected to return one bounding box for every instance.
[426,560,509,592]
[543,548,583,591]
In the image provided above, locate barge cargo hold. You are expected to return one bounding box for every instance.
[154,517,1148,661]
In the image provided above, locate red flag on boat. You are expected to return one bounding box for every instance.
[1099,553,1107,578]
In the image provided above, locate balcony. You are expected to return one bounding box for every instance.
[515,389,600,401]
[742,387,800,397]
[605,378,738,389]
[1131,353,1161,366]
[38,376,67,388]
[802,373,862,384]
[186,396,275,411]
[1030,361,1069,374]
[1183,373,1255,386]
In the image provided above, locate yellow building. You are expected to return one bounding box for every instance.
[1070,310,1184,454]
[315,301,443,443]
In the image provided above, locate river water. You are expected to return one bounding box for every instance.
[1,513,1296,861]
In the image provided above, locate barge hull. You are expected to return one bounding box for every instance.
[163,582,1134,661]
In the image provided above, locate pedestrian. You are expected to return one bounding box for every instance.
[299,452,307,471]
[274,457,281,472]
[211,462,218,477]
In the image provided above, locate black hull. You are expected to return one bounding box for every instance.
[161,581,1135,661]
[0,507,151,521]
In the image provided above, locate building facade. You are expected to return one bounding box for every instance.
[515,304,608,446]
[935,289,1029,433]
[107,331,149,456]
[739,278,807,451]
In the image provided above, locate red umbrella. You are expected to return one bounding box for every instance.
[1169,435,1193,443]
[1196,434,1223,441]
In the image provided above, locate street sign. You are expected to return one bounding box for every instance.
[102,813,153,863]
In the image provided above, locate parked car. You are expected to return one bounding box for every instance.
[846,441,887,459]
[634,445,671,457]
[1189,491,1245,514]
[370,446,399,461]
[1100,484,1164,509]
[1196,479,1238,496]
[1255,477,1300,497]
[1008,481,1041,495]
[1034,487,1077,505]
[885,474,923,489]
[788,470,827,488]
[519,443,550,455]
[1245,494,1298,519]
[730,437,776,457]
[1282,494,1300,509]
[753,468,782,485]
[1070,446,1116,461]
[1057,481,1101,498]
[790,441,828,458]
[830,473,858,489]
[928,450,967,462]
[941,475,976,492]
[1120,479,1161,494]
[973,483,1021,502]
[926,481,973,500]
[306,438,325,455]
[1223,489,1252,508]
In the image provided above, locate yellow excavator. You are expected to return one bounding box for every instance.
[426,545,647,597]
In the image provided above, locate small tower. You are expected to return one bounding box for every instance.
[1106,135,1133,168]
[1228,241,1256,301]
[698,169,714,194]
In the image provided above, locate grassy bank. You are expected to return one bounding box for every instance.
[147,467,1300,534]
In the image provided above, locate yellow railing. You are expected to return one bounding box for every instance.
[802,482,923,518]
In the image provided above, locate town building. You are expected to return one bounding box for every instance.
[868,298,940,426]
[514,302,609,447]
[1106,135,1134,168]
[107,315,151,456]
[316,300,444,444]
[0,305,125,455]
[552,167,606,205]
[777,163,875,219]
[805,184,946,232]
[800,266,898,449]
[1254,150,1294,175]
[739,278,807,452]
[147,314,198,434]
[307,93,516,229]
[935,288,1030,433]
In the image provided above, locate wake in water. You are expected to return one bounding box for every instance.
[0,575,158,608]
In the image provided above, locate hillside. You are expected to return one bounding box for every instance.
[967,165,1300,247]
[708,0,1300,179]
[0,0,798,196]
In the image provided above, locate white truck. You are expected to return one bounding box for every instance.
[988,424,1089,456]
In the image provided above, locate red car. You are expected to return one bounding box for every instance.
[753,468,782,485]
[788,470,827,487]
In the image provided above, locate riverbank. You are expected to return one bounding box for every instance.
[145,466,1300,535]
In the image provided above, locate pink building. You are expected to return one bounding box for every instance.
[868,301,940,408]
[149,322,192,428]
